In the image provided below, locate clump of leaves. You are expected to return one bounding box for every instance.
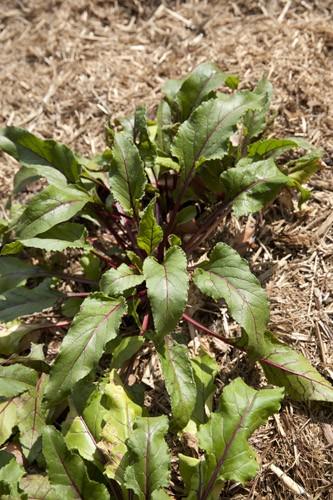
[0,62,331,498]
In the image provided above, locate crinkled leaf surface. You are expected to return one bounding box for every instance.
[100,370,142,481]
[45,294,126,405]
[137,198,163,255]
[172,92,261,184]
[257,332,333,402]
[288,151,322,185]
[180,378,283,500]
[109,131,146,215]
[16,184,91,238]
[156,335,196,430]
[175,61,231,120]
[124,416,170,499]
[20,474,54,500]
[18,223,89,252]
[0,279,61,323]
[99,263,144,296]
[193,243,269,346]
[0,364,38,398]
[0,126,80,185]
[220,158,289,217]
[0,256,43,294]
[42,426,109,500]
[143,246,188,337]
[133,106,156,168]
[242,77,272,139]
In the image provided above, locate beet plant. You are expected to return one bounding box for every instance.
[0,62,331,499]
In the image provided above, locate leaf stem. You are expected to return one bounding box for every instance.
[140,313,150,336]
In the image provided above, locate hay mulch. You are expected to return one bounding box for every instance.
[0,0,332,498]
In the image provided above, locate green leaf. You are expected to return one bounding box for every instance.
[179,454,202,499]
[42,426,109,500]
[156,100,173,155]
[0,398,18,445]
[193,243,269,347]
[99,264,144,296]
[18,223,89,252]
[181,378,283,499]
[0,364,38,398]
[109,131,146,215]
[13,164,66,193]
[220,158,289,217]
[16,373,48,461]
[257,332,333,402]
[0,279,61,323]
[0,321,38,355]
[124,416,170,499]
[101,370,142,481]
[0,451,25,499]
[137,198,163,255]
[110,335,145,369]
[172,92,261,185]
[156,336,196,430]
[243,77,273,139]
[16,184,91,238]
[0,256,43,294]
[175,62,231,120]
[0,126,81,184]
[133,106,157,168]
[143,246,189,337]
[191,350,219,424]
[44,293,126,405]
[20,475,54,500]
[287,151,321,185]
[64,387,108,463]
[248,137,306,159]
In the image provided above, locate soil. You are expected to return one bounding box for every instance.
[0,1,332,498]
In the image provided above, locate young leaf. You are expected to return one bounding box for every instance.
[133,106,157,168]
[248,137,305,159]
[220,158,289,217]
[0,256,43,294]
[191,350,219,424]
[16,373,48,461]
[45,294,127,405]
[15,184,91,238]
[156,335,196,430]
[99,264,144,296]
[42,426,109,500]
[175,61,231,120]
[172,92,261,185]
[143,246,189,337]
[109,335,145,369]
[101,370,142,482]
[17,223,89,252]
[0,127,81,183]
[137,198,163,255]
[181,378,283,499]
[242,77,273,139]
[0,364,38,398]
[156,100,173,155]
[64,387,108,463]
[257,332,333,402]
[287,151,322,185]
[109,131,146,215]
[193,243,269,346]
[0,279,61,323]
[124,416,170,499]
[0,398,18,445]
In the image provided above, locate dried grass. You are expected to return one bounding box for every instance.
[0,0,332,497]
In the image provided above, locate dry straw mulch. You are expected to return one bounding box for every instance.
[0,0,332,498]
